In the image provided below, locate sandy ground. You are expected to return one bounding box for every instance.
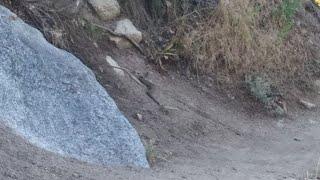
[0,48,319,180]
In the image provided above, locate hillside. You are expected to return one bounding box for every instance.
[0,0,320,179]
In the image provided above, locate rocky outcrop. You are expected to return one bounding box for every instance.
[110,19,143,48]
[88,0,121,20]
[0,6,148,168]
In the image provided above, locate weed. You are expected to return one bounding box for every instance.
[146,140,157,166]
[273,0,301,40]
[246,74,286,116]
[246,75,273,105]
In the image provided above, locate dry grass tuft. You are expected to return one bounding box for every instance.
[171,0,318,92]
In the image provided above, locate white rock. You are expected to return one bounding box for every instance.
[88,0,120,20]
[135,113,143,121]
[299,99,316,109]
[105,56,125,77]
[110,19,142,48]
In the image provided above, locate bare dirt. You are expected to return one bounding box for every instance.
[0,46,320,180]
[1,1,320,180]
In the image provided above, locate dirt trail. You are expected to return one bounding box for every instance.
[0,47,320,180]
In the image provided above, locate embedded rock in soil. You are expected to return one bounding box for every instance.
[105,56,125,77]
[110,19,142,48]
[0,6,148,168]
[88,0,120,20]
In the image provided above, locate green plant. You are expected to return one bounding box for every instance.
[273,0,301,40]
[246,75,273,104]
[246,74,286,116]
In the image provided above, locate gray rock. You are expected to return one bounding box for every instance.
[88,0,120,20]
[110,19,143,49]
[0,6,149,168]
[115,19,142,43]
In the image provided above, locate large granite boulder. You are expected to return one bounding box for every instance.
[0,6,149,168]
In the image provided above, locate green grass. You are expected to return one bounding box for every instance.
[274,0,301,40]
[246,74,286,116]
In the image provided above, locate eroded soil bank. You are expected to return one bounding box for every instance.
[0,1,320,180]
[1,49,320,179]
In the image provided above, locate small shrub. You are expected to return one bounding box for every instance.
[246,74,286,116]
[246,75,273,105]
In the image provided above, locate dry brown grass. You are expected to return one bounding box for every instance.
[172,0,317,91]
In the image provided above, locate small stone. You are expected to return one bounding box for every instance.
[105,56,125,77]
[135,113,143,121]
[110,19,142,48]
[98,67,104,73]
[299,99,316,109]
[88,0,120,21]
[93,42,99,48]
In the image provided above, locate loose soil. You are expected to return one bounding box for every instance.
[0,47,320,179]
[0,1,320,180]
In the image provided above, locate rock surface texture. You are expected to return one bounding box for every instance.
[0,6,148,168]
[88,0,120,20]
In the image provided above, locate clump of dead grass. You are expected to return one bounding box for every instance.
[163,0,319,106]
[131,1,318,113]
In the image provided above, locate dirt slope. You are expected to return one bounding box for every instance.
[0,1,320,179]
[0,48,319,180]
